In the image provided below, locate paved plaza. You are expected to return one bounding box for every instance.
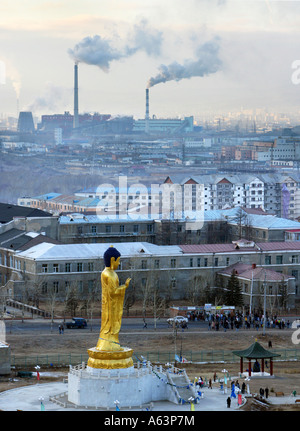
[0,378,297,412]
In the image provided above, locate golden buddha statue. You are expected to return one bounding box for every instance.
[87,246,134,369]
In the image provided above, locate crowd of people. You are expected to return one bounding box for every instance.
[186,310,291,331]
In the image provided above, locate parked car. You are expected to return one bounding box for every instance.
[65,317,87,329]
[167,316,188,326]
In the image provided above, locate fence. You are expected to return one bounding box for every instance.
[10,348,300,369]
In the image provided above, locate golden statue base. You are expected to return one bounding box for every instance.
[87,347,134,369]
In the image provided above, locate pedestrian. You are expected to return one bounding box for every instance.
[61,324,64,334]
[58,324,62,334]
[227,397,231,408]
[143,319,147,329]
[268,340,272,348]
[241,382,246,394]
[209,378,212,389]
[265,387,269,399]
[213,372,217,382]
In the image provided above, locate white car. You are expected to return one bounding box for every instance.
[167,316,188,326]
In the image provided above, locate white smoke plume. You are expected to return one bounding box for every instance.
[68,20,163,72]
[147,37,221,88]
[26,82,72,113]
[1,58,21,98]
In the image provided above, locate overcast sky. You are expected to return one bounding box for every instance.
[1,0,300,120]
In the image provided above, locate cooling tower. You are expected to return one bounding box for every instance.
[73,63,79,128]
[17,111,35,133]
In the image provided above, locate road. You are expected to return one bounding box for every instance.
[2,315,299,335]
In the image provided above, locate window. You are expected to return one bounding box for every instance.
[268,286,273,295]
[106,225,112,233]
[292,255,299,264]
[77,226,83,234]
[88,280,95,291]
[204,258,208,267]
[292,270,298,279]
[226,257,230,266]
[265,256,271,265]
[276,255,283,265]
[91,225,97,233]
[147,224,153,233]
[42,264,48,273]
[171,258,176,268]
[214,258,218,267]
[133,225,139,233]
[53,281,59,292]
[171,277,176,288]
[141,260,147,269]
[190,258,193,268]
[154,259,160,269]
[197,258,201,267]
[77,262,83,272]
[65,263,71,272]
[88,262,94,271]
[120,225,125,233]
[53,264,59,273]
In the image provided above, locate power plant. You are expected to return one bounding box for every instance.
[132,87,194,134]
[36,62,194,136]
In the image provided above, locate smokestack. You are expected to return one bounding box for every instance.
[73,62,79,129]
[145,88,149,133]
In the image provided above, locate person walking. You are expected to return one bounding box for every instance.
[265,387,269,399]
[227,397,231,408]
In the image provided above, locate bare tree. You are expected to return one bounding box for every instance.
[64,282,80,317]
[186,274,203,305]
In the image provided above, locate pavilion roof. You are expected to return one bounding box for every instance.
[232,342,281,359]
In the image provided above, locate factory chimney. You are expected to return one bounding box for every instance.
[145,88,149,133]
[73,62,79,129]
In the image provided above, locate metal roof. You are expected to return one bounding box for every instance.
[16,241,182,260]
[217,262,293,281]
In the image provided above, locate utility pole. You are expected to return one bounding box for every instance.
[263,270,267,336]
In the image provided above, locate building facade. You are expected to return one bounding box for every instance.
[1,240,299,309]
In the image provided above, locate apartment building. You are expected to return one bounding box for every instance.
[164,173,300,219]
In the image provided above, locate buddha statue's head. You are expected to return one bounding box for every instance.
[103,246,121,269]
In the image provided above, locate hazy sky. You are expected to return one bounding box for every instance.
[1,0,300,120]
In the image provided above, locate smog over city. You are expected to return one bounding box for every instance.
[2,0,300,414]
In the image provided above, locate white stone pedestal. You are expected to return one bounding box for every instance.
[67,363,178,409]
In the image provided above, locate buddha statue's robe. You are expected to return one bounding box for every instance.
[96,267,127,351]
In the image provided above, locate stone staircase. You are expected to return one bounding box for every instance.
[167,369,197,404]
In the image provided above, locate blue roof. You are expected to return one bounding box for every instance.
[32,193,62,200]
